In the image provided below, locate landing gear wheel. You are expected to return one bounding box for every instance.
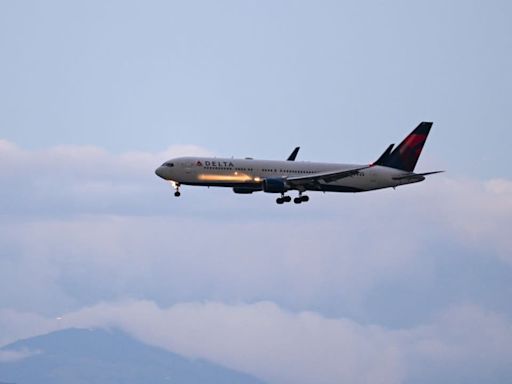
[294,197,302,204]
[276,197,284,204]
[174,191,181,197]
[283,195,292,203]
[301,195,309,202]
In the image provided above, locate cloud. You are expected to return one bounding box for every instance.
[65,300,404,384]
[402,304,512,383]
[0,139,213,216]
[0,308,60,347]
[1,138,511,256]
[1,139,511,318]
[0,140,213,175]
[424,177,512,264]
[2,300,512,384]
[2,213,423,315]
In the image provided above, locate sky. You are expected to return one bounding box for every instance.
[1,1,511,383]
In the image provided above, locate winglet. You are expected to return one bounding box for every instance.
[287,147,300,161]
[372,144,394,166]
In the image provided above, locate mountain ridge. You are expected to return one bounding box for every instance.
[0,328,266,384]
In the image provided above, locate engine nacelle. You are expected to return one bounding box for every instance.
[262,178,289,193]
[233,186,261,194]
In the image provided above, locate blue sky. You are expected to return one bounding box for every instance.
[1,1,512,383]
[1,1,511,176]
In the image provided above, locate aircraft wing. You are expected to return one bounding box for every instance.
[286,166,370,187]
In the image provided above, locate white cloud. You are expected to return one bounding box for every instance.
[412,177,512,264]
[0,139,213,215]
[0,139,213,176]
[1,140,511,317]
[0,308,60,347]
[402,304,512,381]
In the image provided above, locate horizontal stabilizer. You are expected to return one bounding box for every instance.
[416,170,445,177]
[392,170,444,181]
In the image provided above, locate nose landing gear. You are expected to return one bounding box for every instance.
[171,181,181,197]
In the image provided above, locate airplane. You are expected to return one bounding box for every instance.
[155,122,443,204]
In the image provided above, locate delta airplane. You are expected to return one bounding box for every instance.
[155,122,443,204]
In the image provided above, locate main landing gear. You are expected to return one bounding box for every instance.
[276,194,292,204]
[276,193,309,205]
[294,194,309,204]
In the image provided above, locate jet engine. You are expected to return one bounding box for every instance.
[262,177,289,193]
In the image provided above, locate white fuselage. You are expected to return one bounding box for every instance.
[155,156,422,193]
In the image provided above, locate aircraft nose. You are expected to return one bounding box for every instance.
[155,166,166,179]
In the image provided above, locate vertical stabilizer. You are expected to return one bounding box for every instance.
[385,122,432,171]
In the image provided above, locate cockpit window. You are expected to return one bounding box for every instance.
[164,162,174,167]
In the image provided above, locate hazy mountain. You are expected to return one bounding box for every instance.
[0,328,266,384]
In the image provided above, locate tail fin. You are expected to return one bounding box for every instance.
[384,122,432,172]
